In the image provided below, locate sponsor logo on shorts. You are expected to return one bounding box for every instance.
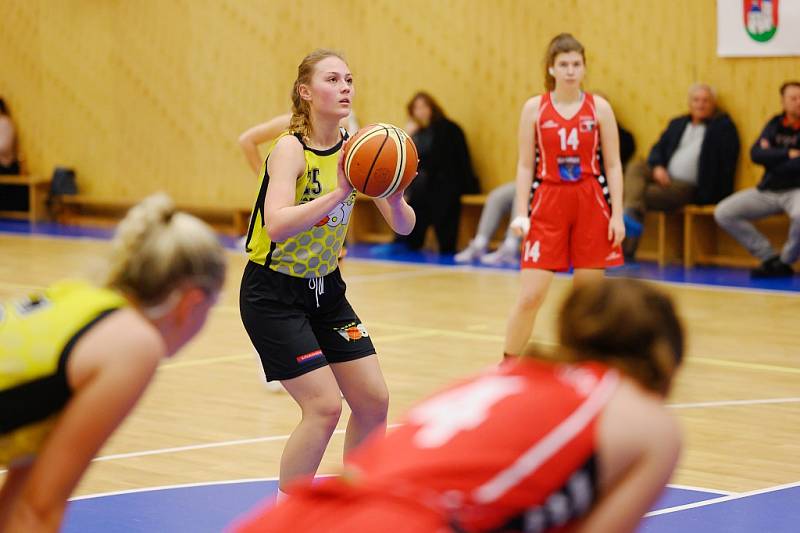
[541,119,560,129]
[335,322,370,342]
[296,349,324,363]
[606,250,622,261]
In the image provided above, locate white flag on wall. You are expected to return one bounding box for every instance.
[718,0,800,56]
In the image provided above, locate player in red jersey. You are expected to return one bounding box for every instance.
[503,33,626,359]
[234,278,683,533]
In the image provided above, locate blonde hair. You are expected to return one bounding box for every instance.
[529,278,684,394]
[105,193,226,306]
[289,49,347,140]
[543,33,586,91]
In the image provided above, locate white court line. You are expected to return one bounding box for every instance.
[666,483,732,496]
[81,396,800,464]
[645,479,800,517]
[70,475,331,501]
[5,396,796,475]
[70,476,727,502]
[92,423,402,463]
[668,397,800,409]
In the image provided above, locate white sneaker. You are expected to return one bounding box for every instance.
[454,241,486,263]
[480,245,519,266]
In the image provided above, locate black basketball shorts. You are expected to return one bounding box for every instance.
[240,261,376,382]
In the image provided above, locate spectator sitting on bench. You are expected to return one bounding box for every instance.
[715,81,800,278]
[0,98,17,175]
[0,97,26,212]
[455,120,636,266]
[622,83,740,261]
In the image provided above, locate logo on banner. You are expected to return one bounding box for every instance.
[744,0,779,43]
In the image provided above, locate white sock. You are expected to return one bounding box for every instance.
[276,488,290,503]
[472,235,488,250]
[501,236,519,251]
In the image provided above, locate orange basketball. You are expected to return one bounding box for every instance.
[343,123,418,198]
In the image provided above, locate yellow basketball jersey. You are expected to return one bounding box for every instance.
[0,280,126,465]
[245,130,356,278]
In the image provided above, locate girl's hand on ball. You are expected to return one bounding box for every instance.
[385,188,407,205]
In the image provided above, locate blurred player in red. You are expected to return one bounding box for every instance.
[234,277,683,533]
[504,33,625,360]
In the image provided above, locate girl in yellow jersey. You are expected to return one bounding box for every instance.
[0,194,226,532]
[239,49,415,500]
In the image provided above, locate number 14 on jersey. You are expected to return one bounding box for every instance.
[557,127,579,151]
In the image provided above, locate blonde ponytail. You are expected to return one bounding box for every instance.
[106,193,226,306]
[289,49,346,140]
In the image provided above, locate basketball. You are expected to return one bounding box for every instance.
[343,123,418,198]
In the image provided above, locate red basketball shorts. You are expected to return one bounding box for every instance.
[521,178,623,271]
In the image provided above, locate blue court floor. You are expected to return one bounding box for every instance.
[63,478,800,532]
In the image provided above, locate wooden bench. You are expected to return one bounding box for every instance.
[0,174,50,223]
[636,204,792,268]
[56,195,253,236]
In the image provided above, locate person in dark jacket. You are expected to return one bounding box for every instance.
[399,92,480,253]
[622,84,740,260]
[0,97,27,212]
[715,81,800,278]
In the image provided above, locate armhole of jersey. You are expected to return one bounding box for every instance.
[57,307,122,385]
[536,97,548,178]
[245,156,271,255]
[0,307,121,434]
[587,97,601,176]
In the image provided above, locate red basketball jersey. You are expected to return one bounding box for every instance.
[236,360,619,533]
[535,92,601,183]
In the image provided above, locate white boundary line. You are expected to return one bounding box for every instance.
[4,396,797,475]
[92,423,402,463]
[668,397,800,409]
[666,483,732,495]
[70,476,284,501]
[69,476,727,503]
[645,479,800,517]
[70,475,329,501]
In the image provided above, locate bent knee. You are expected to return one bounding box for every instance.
[302,395,343,425]
[350,386,390,420]
[713,202,734,225]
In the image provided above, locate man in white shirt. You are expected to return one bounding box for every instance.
[622,84,740,261]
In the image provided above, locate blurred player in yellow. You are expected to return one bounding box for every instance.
[0,194,226,532]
